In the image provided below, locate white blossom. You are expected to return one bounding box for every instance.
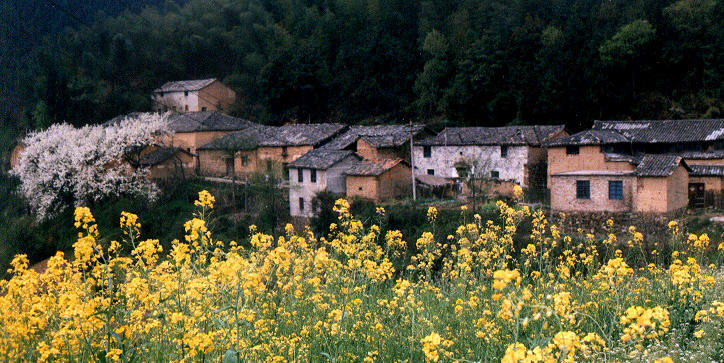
[10,113,171,220]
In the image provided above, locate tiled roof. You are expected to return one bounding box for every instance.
[287,149,357,169]
[676,150,724,160]
[197,125,271,151]
[345,158,407,176]
[167,112,256,133]
[322,124,425,150]
[262,123,347,147]
[416,125,565,146]
[593,119,724,143]
[139,147,192,167]
[689,165,724,177]
[634,155,688,177]
[154,78,217,93]
[546,129,630,146]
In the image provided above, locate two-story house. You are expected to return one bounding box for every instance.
[413,125,567,190]
[152,78,236,113]
[546,119,723,213]
[287,149,361,217]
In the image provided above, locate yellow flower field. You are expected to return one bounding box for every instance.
[1,190,722,362]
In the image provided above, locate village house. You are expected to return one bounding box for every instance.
[320,124,427,161]
[138,147,196,179]
[546,119,723,212]
[412,125,567,192]
[287,149,361,217]
[151,78,236,113]
[345,158,411,203]
[197,123,346,178]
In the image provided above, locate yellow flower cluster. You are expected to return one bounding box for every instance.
[619,306,670,343]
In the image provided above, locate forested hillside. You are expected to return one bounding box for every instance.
[10,0,724,129]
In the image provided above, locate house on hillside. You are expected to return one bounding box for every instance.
[287,149,361,217]
[345,158,411,203]
[139,147,196,179]
[412,125,567,192]
[546,119,723,210]
[321,124,428,161]
[197,123,347,178]
[152,78,236,113]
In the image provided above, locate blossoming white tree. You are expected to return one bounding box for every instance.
[11,113,170,220]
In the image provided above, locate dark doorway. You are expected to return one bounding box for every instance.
[688,183,705,208]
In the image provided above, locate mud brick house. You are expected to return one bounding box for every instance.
[287,149,361,217]
[321,124,427,161]
[546,119,723,212]
[165,112,257,155]
[152,78,236,113]
[198,123,346,178]
[138,147,196,179]
[9,141,26,170]
[412,125,567,190]
[345,158,411,202]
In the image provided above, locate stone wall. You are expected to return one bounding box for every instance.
[289,167,328,217]
[550,174,634,212]
[412,145,529,186]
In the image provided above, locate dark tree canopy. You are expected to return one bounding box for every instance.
[8,0,724,130]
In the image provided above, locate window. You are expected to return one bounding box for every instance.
[241,155,249,166]
[423,146,431,158]
[501,145,508,158]
[225,158,234,176]
[201,107,207,112]
[297,169,304,183]
[310,169,317,183]
[576,180,590,199]
[282,146,288,157]
[299,197,305,211]
[609,180,623,200]
[358,187,363,191]
[491,170,500,179]
[427,169,435,176]
[566,145,579,155]
[184,91,189,96]
[185,105,188,112]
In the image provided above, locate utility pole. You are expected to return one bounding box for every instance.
[409,119,416,202]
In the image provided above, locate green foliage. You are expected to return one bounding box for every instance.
[8,0,720,127]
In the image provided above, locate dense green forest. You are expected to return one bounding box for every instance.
[5,0,723,132]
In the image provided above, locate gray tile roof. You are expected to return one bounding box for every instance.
[261,123,346,147]
[689,165,724,177]
[416,125,565,146]
[634,155,689,177]
[167,112,256,133]
[322,124,425,150]
[676,150,724,160]
[154,78,217,93]
[139,147,193,167]
[345,158,407,176]
[593,119,724,143]
[199,123,347,150]
[287,149,357,169]
[546,129,630,146]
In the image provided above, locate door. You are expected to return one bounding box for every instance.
[688,183,705,208]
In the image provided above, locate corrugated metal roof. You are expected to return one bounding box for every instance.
[154,78,217,93]
[689,165,724,177]
[287,149,357,169]
[416,125,565,146]
[345,158,407,176]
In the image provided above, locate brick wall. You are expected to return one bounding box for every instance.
[550,174,634,212]
[379,163,412,200]
[547,145,635,186]
[198,81,236,112]
[148,152,195,179]
[346,176,379,201]
[9,144,24,169]
[666,164,689,212]
[633,177,669,213]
